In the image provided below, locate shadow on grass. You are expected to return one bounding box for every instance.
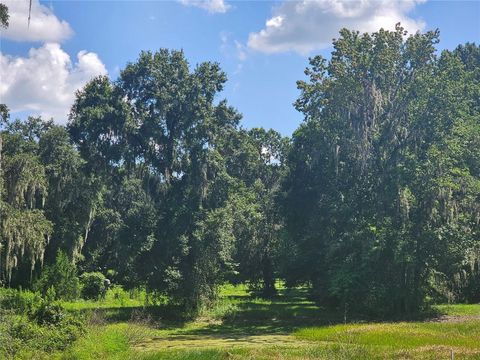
[180,288,448,337]
[73,287,447,338]
[73,304,195,329]
[180,288,347,337]
[70,287,344,334]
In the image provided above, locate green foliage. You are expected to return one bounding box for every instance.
[0,288,84,359]
[34,250,80,300]
[0,116,97,287]
[80,272,107,300]
[226,128,289,297]
[31,292,67,325]
[1,151,52,283]
[0,287,42,313]
[284,26,480,315]
[61,324,132,360]
[0,24,478,327]
[0,117,54,285]
[79,177,156,289]
[69,49,245,311]
[39,125,98,262]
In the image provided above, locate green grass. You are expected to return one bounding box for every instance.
[435,303,480,316]
[61,286,146,311]
[63,285,480,359]
[295,321,480,348]
[58,324,131,360]
[3,284,480,359]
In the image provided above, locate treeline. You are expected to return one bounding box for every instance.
[1,25,479,316]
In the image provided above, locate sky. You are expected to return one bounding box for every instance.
[1,0,479,136]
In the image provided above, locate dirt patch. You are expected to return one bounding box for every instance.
[430,315,480,323]
[133,334,307,351]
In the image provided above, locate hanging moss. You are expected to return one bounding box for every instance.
[3,153,47,209]
[0,153,52,283]
[1,207,52,282]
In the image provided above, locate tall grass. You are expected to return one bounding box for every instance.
[295,321,480,349]
[61,286,146,311]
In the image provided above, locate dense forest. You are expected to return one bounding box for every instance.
[1,10,479,325]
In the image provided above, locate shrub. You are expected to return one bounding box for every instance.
[32,300,65,326]
[0,289,85,358]
[80,272,107,300]
[34,250,80,300]
[0,288,42,314]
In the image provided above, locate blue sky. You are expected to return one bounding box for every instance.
[1,1,479,135]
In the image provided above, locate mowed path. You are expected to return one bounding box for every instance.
[132,315,480,354]
[129,291,480,356]
[134,334,307,351]
[133,288,321,351]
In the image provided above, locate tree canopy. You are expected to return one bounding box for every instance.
[0,26,478,316]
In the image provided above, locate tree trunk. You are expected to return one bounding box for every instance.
[262,255,276,298]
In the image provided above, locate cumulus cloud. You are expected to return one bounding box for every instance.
[179,0,230,13]
[248,0,426,54]
[0,0,73,42]
[0,43,107,123]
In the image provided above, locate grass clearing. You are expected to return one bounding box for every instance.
[5,284,478,359]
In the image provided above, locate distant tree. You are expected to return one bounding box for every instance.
[0,3,8,29]
[226,128,289,297]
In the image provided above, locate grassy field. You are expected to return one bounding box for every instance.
[33,284,479,360]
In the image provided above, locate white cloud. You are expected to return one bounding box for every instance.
[234,40,247,61]
[0,0,73,42]
[248,0,426,54]
[179,0,230,13]
[0,43,107,123]
[219,31,248,62]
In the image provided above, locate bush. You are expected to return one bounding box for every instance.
[34,250,80,300]
[31,299,65,326]
[0,288,85,359]
[0,288,42,314]
[80,272,107,300]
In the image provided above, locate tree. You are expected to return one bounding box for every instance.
[426,43,480,303]
[38,125,98,263]
[0,117,97,287]
[1,117,53,285]
[224,128,289,297]
[34,250,80,300]
[285,25,479,315]
[69,49,242,310]
[79,176,157,289]
[0,3,8,29]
